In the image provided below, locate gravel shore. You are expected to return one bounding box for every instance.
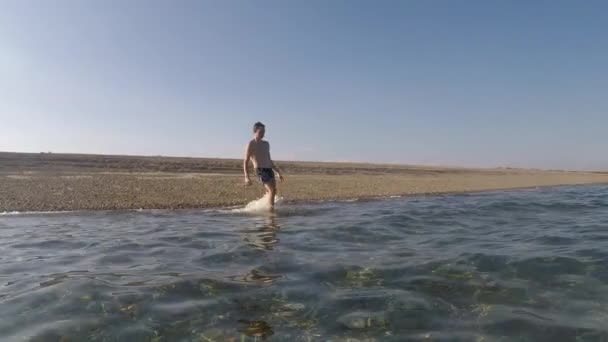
[1,152,607,212]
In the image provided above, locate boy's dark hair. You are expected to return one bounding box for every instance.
[253,122,265,132]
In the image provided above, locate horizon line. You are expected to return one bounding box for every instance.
[1,150,605,173]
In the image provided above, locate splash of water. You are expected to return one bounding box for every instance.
[232,193,283,213]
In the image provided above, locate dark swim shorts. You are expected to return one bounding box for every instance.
[256,168,275,183]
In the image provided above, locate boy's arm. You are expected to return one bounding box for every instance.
[243,141,253,185]
[268,143,284,181]
[272,160,284,181]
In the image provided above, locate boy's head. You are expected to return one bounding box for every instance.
[253,122,265,140]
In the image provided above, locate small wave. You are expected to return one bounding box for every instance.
[0,210,76,216]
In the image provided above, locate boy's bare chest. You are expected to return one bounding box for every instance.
[252,142,269,157]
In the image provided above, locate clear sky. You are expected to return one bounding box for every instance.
[1,0,606,170]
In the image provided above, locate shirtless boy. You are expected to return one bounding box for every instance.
[243,122,284,209]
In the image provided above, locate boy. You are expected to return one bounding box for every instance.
[243,122,284,209]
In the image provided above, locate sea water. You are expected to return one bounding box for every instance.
[1,185,607,341]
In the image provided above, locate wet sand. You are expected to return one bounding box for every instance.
[1,152,607,212]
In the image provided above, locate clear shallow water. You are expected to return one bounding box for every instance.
[1,186,607,342]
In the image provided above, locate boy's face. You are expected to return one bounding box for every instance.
[254,127,265,140]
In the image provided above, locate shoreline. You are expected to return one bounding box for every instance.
[1,173,607,213]
[1,183,606,216]
[0,182,597,216]
[1,152,608,212]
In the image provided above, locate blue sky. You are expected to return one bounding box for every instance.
[1,0,606,170]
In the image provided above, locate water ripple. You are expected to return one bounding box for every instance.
[1,185,608,341]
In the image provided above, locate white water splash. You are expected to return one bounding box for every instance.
[232,193,283,214]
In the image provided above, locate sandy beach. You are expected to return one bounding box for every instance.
[1,152,607,212]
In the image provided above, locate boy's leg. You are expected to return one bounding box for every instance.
[264,180,277,209]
